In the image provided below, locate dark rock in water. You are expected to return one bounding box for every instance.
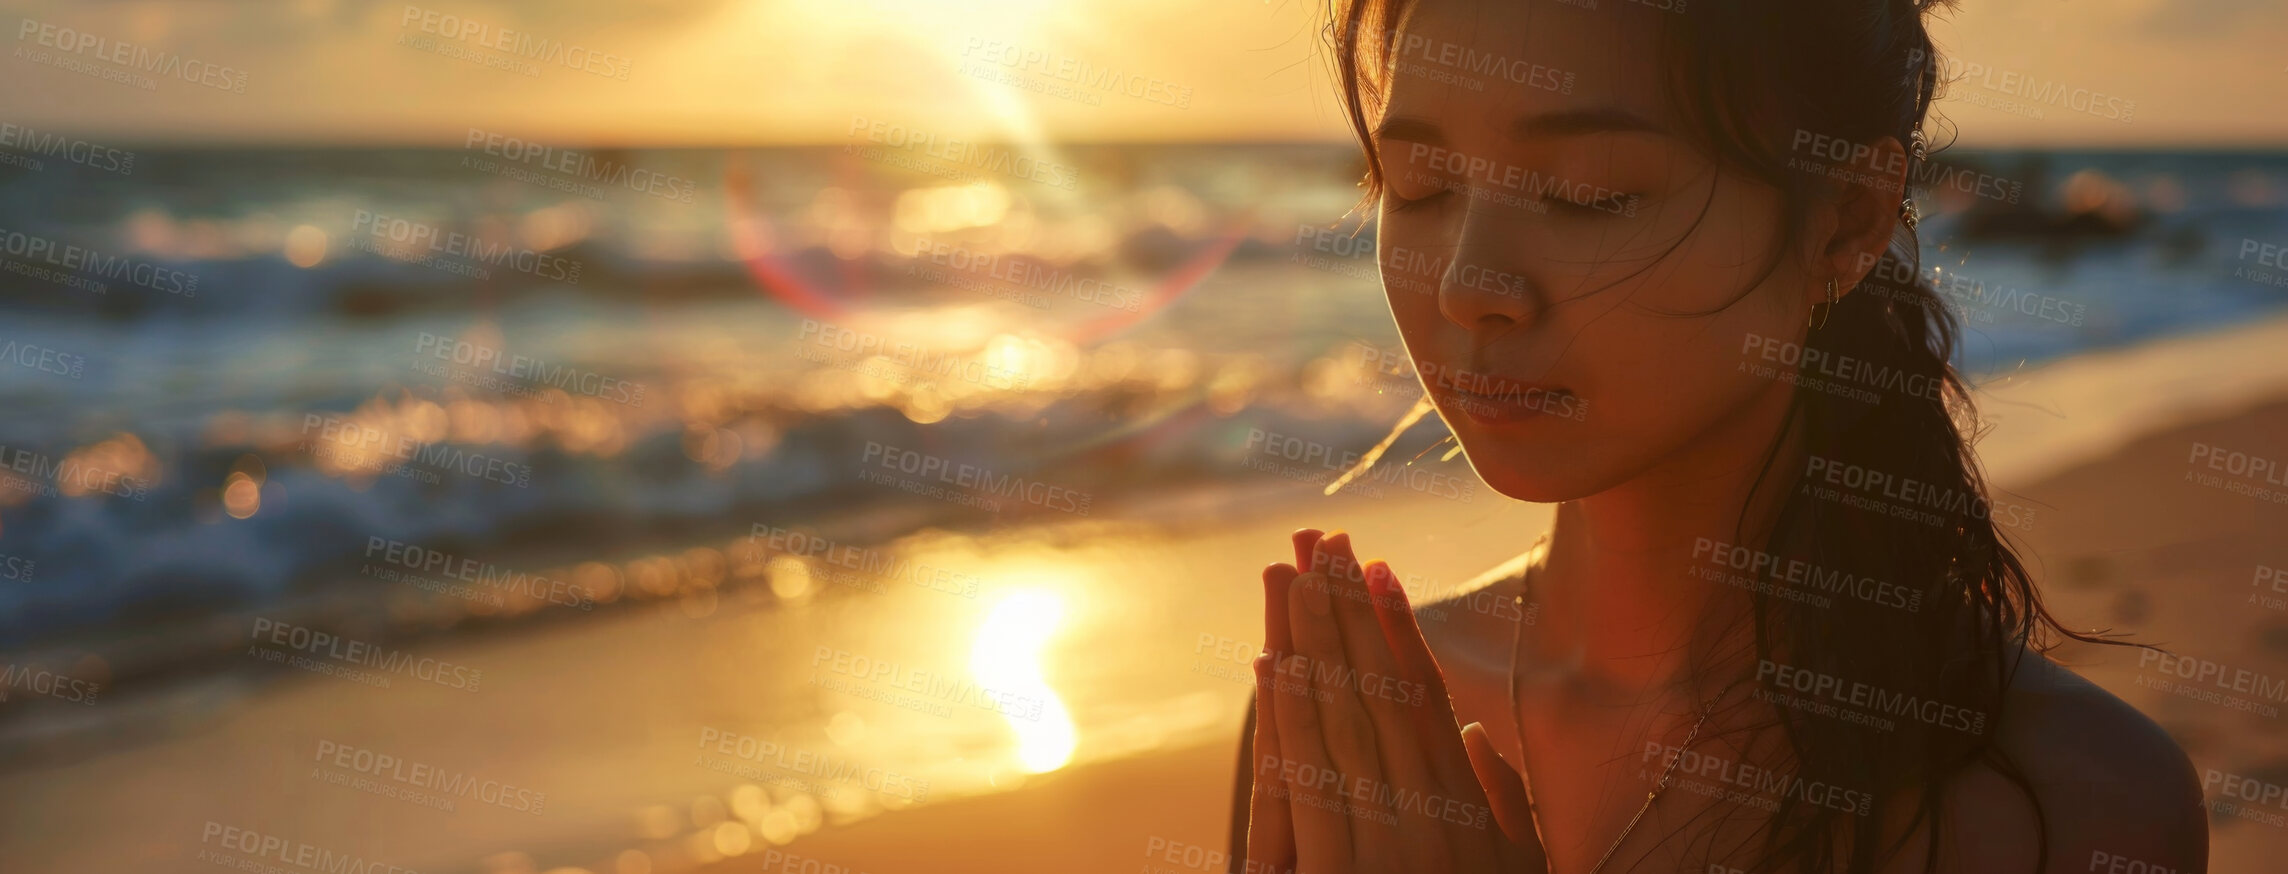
[1957,159,2144,243]
[1959,198,2144,242]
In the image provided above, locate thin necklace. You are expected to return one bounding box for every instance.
[1507,545,1719,874]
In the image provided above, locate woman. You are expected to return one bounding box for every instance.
[1228,0,2209,871]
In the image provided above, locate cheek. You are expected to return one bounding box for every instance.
[1384,283,1444,354]
[1377,221,1448,348]
[1549,223,1804,440]
[1575,275,1802,458]
[1600,185,1801,407]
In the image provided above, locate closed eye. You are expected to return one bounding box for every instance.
[1544,190,1639,217]
[1387,187,1447,213]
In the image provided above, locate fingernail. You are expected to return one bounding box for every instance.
[1368,562,1404,603]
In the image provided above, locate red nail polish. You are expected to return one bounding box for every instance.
[1372,563,1406,605]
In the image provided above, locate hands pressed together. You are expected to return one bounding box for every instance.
[1245,529,1547,874]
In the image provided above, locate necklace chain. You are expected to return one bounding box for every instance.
[1506,544,1720,874]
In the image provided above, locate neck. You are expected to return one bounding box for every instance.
[1527,390,1802,702]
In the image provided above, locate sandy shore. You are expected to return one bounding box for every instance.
[5,316,2286,874]
[0,442,1549,874]
[693,314,2288,874]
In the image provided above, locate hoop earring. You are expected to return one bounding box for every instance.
[1810,278,1839,330]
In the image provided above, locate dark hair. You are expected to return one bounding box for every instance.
[1322,1,2140,871]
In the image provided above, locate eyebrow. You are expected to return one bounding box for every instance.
[1373,108,1670,145]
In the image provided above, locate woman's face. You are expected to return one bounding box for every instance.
[1375,0,1815,502]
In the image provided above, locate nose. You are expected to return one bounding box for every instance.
[1434,209,1540,331]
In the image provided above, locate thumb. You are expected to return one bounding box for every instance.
[1462,721,1538,849]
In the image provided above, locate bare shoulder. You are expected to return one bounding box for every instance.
[1884,648,2207,873]
[1998,650,2207,870]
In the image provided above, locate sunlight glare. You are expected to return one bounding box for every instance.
[968,589,1076,773]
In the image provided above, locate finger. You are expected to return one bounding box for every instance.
[1287,567,1387,788]
[1246,655,1297,871]
[1316,536,1409,697]
[1464,721,1546,864]
[1315,537,1441,819]
[1263,563,1298,658]
[1251,564,1300,866]
[1291,528,1323,573]
[1364,561,1478,791]
[1253,564,1304,869]
[1277,571,1375,866]
[1321,535,1430,865]
[1362,560,1450,713]
[1308,531,1359,591]
[1323,543,1476,868]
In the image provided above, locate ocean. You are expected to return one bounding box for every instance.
[0,141,2284,662]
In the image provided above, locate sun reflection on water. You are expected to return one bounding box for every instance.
[969,589,1077,773]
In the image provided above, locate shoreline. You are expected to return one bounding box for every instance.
[1970,310,2288,489]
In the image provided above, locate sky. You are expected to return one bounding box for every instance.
[3,0,2284,147]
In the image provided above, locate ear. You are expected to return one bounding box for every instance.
[1800,135,1908,307]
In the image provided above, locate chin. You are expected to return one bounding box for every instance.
[1457,444,1612,504]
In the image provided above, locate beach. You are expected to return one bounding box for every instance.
[2,314,2283,873]
[0,0,2280,867]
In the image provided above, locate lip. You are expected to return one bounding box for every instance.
[1436,382,1577,426]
